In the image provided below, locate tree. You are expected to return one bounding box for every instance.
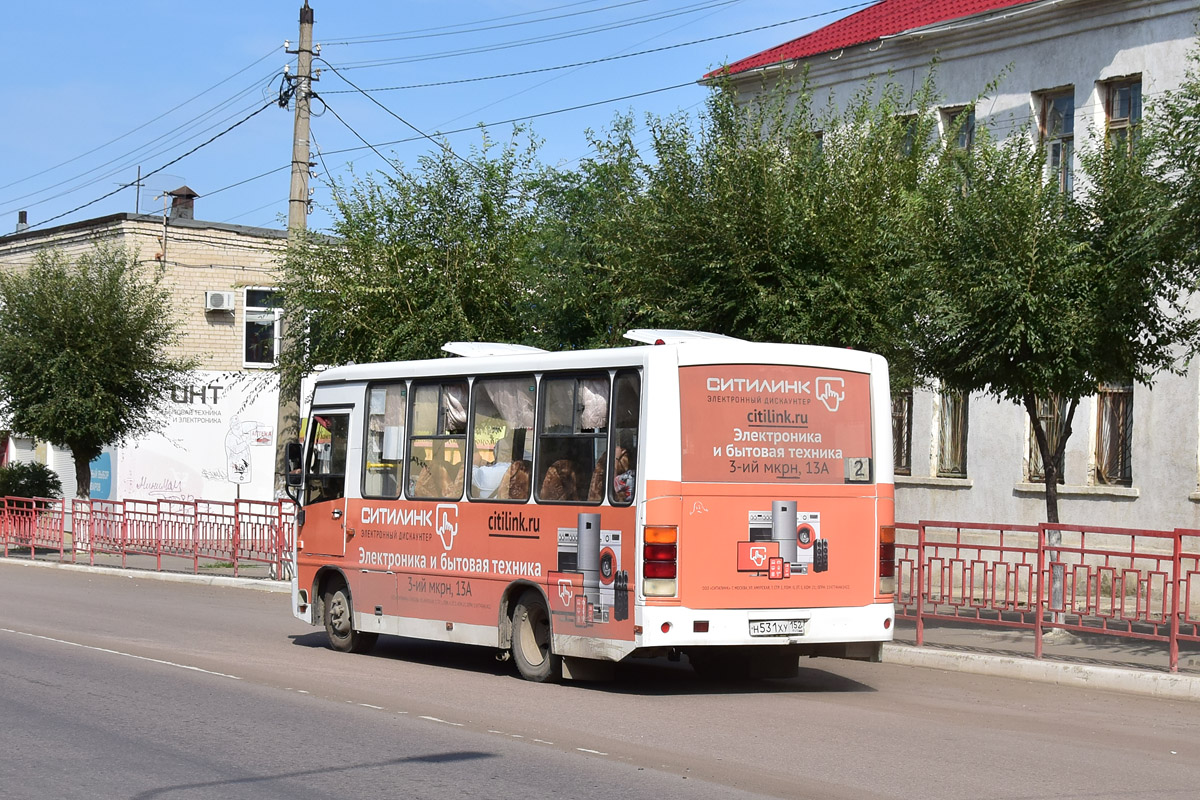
[0,461,62,500]
[914,103,1200,523]
[557,74,941,383]
[0,244,195,498]
[278,131,542,389]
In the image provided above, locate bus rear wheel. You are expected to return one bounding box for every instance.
[324,584,378,654]
[511,590,561,683]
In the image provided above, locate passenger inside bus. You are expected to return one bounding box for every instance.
[612,445,635,503]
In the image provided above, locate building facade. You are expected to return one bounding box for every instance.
[0,199,287,501]
[711,0,1200,529]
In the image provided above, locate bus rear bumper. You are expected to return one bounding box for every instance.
[637,601,895,651]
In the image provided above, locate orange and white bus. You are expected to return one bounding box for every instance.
[287,330,896,681]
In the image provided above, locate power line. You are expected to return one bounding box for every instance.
[27,101,276,231]
[324,0,651,45]
[0,69,281,216]
[316,58,479,175]
[0,48,281,195]
[321,4,874,93]
[332,0,744,71]
[320,80,697,159]
[317,97,404,175]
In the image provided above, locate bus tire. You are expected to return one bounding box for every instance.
[324,584,378,655]
[511,590,561,683]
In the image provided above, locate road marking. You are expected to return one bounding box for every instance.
[576,748,608,755]
[0,628,241,680]
[358,703,384,710]
[419,716,464,727]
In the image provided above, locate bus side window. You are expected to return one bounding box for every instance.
[364,383,406,499]
[305,412,350,505]
[409,381,468,500]
[536,374,609,504]
[610,370,640,505]
[469,376,535,501]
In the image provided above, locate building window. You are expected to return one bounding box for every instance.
[942,106,975,151]
[896,113,920,156]
[892,388,913,476]
[1039,89,1074,193]
[1094,382,1133,486]
[1105,77,1142,150]
[1028,395,1067,484]
[244,288,282,367]
[937,390,969,478]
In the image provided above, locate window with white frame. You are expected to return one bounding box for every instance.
[1105,77,1142,150]
[892,388,913,476]
[1094,381,1133,486]
[243,288,282,367]
[1028,394,1067,484]
[1039,89,1074,193]
[937,390,969,478]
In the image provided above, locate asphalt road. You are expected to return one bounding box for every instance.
[2,562,1197,799]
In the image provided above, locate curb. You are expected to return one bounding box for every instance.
[883,642,1200,702]
[0,556,290,593]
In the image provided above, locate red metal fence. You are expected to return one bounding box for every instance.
[1,496,294,579]
[896,520,1200,672]
[6,499,1199,671]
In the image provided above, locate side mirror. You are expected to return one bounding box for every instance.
[285,441,303,488]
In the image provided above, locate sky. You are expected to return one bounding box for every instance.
[1,1,868,234]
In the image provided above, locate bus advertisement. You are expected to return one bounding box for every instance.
[287,330,895,681]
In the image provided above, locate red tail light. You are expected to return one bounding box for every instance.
[878,525,897,595]
[643,526,678,597]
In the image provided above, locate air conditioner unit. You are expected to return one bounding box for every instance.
[205,290,235,312]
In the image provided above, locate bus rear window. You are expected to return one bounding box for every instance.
[680,365,873,484]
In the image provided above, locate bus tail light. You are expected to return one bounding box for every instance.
[878,525,897,595]
[643,526,678,597]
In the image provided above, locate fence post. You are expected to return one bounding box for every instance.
[916,522,927,646]
[1170,529,1183,673]
[1035,524,1045,660]
[232,503,241,579]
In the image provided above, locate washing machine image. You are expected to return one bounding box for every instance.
[598,529,622,609]
[795,511,821,567]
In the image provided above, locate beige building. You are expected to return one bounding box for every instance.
[0,194,288,501]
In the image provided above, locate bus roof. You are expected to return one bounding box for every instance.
[309,331,887,387]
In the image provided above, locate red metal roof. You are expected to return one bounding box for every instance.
[706,0,1038,78]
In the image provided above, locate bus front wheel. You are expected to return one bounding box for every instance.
[323,585,378,655]
[511,590,561,683]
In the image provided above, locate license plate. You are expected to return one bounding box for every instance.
[749,619,806,636]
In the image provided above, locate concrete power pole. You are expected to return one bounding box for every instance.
[275,1,315,493]
[288,1,315,232]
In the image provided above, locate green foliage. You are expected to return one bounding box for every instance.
[0,244,196,497]
[279,130,542,388]
[0,461,62,500]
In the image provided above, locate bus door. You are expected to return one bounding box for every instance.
[302,409,352,558]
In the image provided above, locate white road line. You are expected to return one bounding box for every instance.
[576,748,608,755]
[419,716,464,727]
[0,627,241,680]
[358,703,384,710]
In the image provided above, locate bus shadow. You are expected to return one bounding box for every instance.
[600,659,878,696]
[289,633,876,694]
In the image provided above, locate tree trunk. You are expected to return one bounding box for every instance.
[70,443,96,500]
[1022,394,1078,624]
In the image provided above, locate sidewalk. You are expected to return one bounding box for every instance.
[4,552,1199,700]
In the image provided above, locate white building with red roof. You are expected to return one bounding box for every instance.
[707,0,1200,531]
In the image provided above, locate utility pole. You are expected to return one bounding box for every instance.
[288,1,315,232]
[275,1,316,495]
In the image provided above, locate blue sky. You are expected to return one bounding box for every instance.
[1,1,863,233]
